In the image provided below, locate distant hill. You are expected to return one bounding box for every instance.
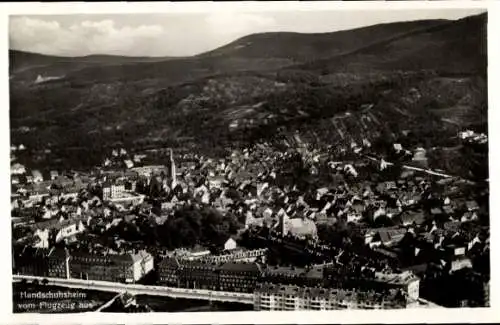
[9,13,488,177]
[9,49,176,70]
[295,13,487,75]
[198,19,448,63]
[9,50,179,83]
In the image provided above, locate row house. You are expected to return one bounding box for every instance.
[253,284,408,311]
[323,268,420,303]
[201,248,268,264]
[219,262,263,293]
[260,265,323,288]
[178,260,220,290]
[158,257,182,287]
[158,258,264,293]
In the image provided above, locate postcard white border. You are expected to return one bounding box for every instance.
[0,1,498,324]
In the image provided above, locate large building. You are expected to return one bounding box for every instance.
[219,262,263,293]
[13,247,68,279]
[102,181,126,201]
[178,260,220,290]
[158,257,182,287]
[261,265,324,288]
[158,256,220,290]
[323,267,420,303]
[69,250,153,283]
[253,283,409,311]
[372,271,420,302]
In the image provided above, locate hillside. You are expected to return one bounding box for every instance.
[197,19,448,62]
[297,13,487,76]
[9,13,487,177]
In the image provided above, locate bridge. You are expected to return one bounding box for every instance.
[13,275,255,305]
[95,292,124,312]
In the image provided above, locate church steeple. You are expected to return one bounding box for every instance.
[169,148,177,189]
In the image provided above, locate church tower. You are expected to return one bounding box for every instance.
[168,148,177,189]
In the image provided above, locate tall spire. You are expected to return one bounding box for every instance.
[169,148,177,188]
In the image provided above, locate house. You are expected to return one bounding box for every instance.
[399,192,420,206]
[366,227,407,247]
[257,182,269,197]
[466,233,482,251]
[31,218,86,248]
[385,181,397,191]
[224,237,238,251]
[373,207,386,221]
[449,256,472,273]
[161,200,176,211]
[124,160,134,169]
[50,171,59,180]
[154,215,169,226]
[33,229,50,249]
[32,170,44,183]
[11,163,26,175]
[462,211,479,222]
[129,250,154,282]
[373,270,420,301]
[245,211,263,229]
[386,207,402,219]
[194,191,209,204]
[346,208,363,223]
[256,207,273,219]
[465,200,479,212]
[398,210,425,226]
[443,221,461,234]
[208,175,225,189]
[443,205,455,216]
[284,218,317,238]
[430,208,443,216]
[214,196,234,211]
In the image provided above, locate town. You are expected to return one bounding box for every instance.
[11,130,490,311]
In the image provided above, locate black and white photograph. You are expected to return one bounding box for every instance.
[6,2,492,318]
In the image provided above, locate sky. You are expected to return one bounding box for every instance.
[9,9,486,57]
